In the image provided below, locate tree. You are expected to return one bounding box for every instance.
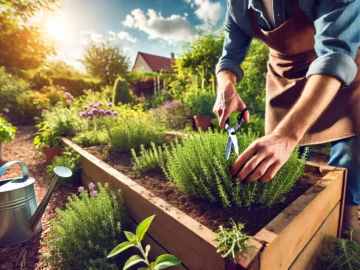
[81,42,130,86]
[175,29,225,81]
[0,0,58,73]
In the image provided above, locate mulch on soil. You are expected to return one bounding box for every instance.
[0,126,76,270]
[86,146,324,235]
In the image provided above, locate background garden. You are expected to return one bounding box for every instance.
[1,1,346,270]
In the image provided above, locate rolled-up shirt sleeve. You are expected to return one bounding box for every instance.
[216,2,252,83]
[306,0,360,86]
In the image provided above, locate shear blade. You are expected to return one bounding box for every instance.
[225,137,232,159]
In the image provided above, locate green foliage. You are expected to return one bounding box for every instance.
[52,76,102,97]
[73,130,109,147]
[81,42,130,86]
[46,147,81,186]
[0,0,57,73]
[183,88,216,116]
[109,116,165,152]
[175,29,224,81]
[34,120,61,149]
[319,229,360,270]
[46,183,127,270]
[163,130,305,207]
[131,143,167,173]
[216,219,255,261]
[108,215,181,270]
[113,77,132,105]
[0,117,17,143]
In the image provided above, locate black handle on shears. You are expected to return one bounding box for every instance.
[225,107,248,126]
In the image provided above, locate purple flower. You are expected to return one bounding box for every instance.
[97,102,104,107]
[112,111,119,116]
[65,92,75,101]
[77,186,85,192]
[83,106,88,111]
[105,110,112,115]
[90,190,98,197]
[79,193,83,198]
[79,112,86,118]
[112,195,117,200]
[107,102,113,107]
[99,109,105,115]
[89,103,94,108]
[87,111,94,116]
[89,182,96,190]
[91,108,99,114]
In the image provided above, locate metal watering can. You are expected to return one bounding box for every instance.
[0,161,72,247]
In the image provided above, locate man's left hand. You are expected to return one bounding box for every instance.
[231,133,299,183]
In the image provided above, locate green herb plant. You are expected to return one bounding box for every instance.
[163,130,306,207]
[108,215,181,270]
[33,120,61,149]
[131,143,167,173]
[46,183,127,270]
[0,117,17,143]
[319,228,360,270]
[46,147,81,186]
[182,88,216,116]
[216,219,255,261]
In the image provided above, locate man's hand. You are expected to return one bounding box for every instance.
[231,132,298,183]
[214,71,250,128]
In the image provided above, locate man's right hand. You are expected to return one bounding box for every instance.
[213,71,250,128]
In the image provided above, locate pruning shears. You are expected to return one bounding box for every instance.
[224,108,248,160]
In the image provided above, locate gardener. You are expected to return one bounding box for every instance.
[214,0,360,242]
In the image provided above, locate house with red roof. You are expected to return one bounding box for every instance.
[132,52,175,73]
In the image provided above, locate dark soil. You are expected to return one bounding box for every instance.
[0,126,77,270]
[86,146,323,235]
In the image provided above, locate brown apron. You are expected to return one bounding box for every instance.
[251,0,360,145]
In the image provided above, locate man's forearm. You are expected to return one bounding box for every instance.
[273,75,342,142]
[217,70,237,87]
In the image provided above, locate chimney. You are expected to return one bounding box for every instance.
[170,52,175,65]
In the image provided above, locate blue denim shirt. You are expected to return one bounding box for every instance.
[216,0,360,86]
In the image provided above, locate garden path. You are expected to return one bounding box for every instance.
[0,126,76,270]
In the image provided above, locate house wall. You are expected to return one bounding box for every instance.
[132,54,153,73]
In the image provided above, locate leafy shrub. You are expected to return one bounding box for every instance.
[113,77,132,105]
[162,130,305,207]
[131,143,167,173]
[52,77,102,97]
[319,229,360,269]
[216,219,255,261]
[183,88,216,116]
[73,130,109,147]
[108,215,181,270]
[46,183,127,270]
[109,117,165,152]
[130,77,156,97]
[46,147,81,186]
[0,117,17,143]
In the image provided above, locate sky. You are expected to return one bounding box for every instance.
[43,0,227,71]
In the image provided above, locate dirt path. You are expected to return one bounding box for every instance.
[0,126,76,270]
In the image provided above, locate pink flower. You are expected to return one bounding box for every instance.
[90,190,98,197]
[112,111,119,116]
[107,102,113,107]
[89,182,96,190]
[77,186,85,192]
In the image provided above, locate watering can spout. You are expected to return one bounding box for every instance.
[30,166,72,231]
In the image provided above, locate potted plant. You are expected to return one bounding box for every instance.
[183,90,216,131]
[34,120,61,164]
[0,117,17,161]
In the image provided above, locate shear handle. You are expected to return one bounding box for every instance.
[224,107,248,127]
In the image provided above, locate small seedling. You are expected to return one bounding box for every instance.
[215,219,256,261]
[108,215,181,270]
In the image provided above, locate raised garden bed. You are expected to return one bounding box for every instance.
[62,137,347,270]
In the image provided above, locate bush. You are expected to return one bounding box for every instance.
[183,89,216,116]
[46,183,127,270]
[130,77,156,97]
[0,117,17,143]
[131,143,167,173]
[163,130,305,207]
[73,130,109,147]
[52,77,102,97]
[46,148,81,186]
[109,117,165,152]
[112,77,132,105]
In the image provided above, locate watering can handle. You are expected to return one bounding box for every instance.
[0,161,29,181]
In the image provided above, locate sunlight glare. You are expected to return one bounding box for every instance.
[44,13,67,43]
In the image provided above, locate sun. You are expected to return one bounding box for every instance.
[44,13,67,42]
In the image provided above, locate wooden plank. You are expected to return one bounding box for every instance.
[255,170,344,270]
[64,138,225,270]
[289,202,340,270]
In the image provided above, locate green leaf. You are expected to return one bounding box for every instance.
[124,231,138,244]
[145,244,151,257]
[107,241,135,258]
[123,255,145,270]
[136,215,155,241]
[154,254,181,269]
[138,268,149,270]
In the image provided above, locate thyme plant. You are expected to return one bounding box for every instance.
[108,215,181,270]
[131,142,167,173]
[319,229,360,269]
[216,219,255,261]
[163,130,305,207]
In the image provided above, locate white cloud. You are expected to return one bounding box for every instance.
[185,0,222,25]
[108,31,116,37]
[122,9,194,44]
[79,30,104,44]
[117,31,137,43]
